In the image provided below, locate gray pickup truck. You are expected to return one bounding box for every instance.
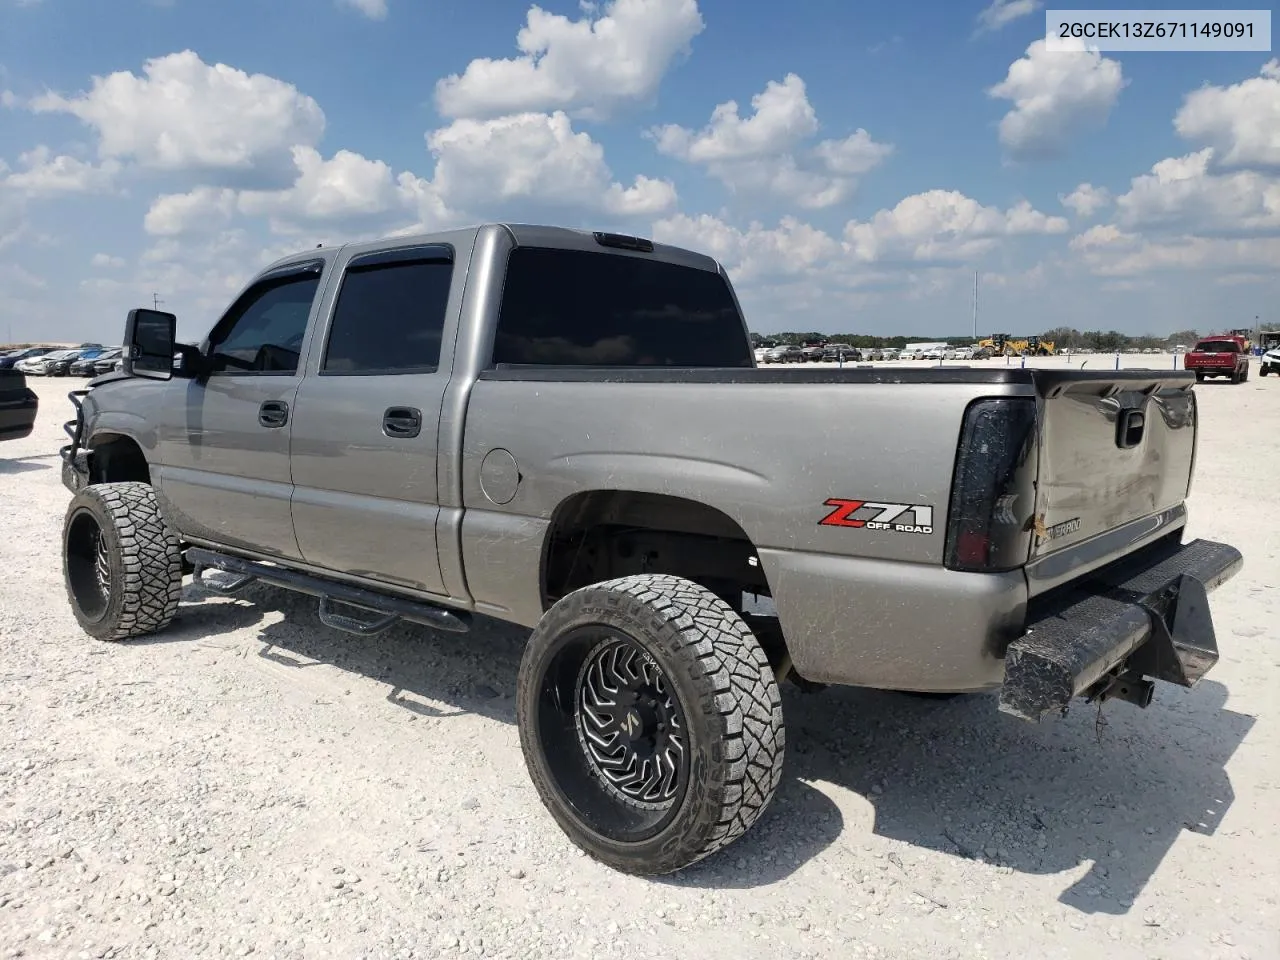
[57,223,1241,875]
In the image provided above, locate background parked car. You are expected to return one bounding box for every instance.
[48,347,107,377]
[800,344,827,362]
[821,344,860,363]
[761,345,803,363]
[0,347,53,370]
[15,349,83,376]
[70,347,121,376]
[89,348,125,376]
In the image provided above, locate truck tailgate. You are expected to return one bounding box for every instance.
[1027,372,1196,590]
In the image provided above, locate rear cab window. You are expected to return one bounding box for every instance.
[492,247,752,368]
[1194,340,1238,353]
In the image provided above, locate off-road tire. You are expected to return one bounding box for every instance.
[62,482,183,641]
[516,573,785,875]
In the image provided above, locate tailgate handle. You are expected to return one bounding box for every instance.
[1117,409,1145,449]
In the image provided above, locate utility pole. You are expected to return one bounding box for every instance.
[971,270,979,341]
[152,293,164,311]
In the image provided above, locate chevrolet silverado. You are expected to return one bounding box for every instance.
[56,223,1241,874]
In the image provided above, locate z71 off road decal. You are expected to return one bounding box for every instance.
[819,499,934,534]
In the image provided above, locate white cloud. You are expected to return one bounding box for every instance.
[434,0,704,120]
[0,263,45,290]
[1174,59,1280,168]
[1059,183,1112,217]
[1068,223,1137,252]
[143,111,675,241]
[976,0,1042,33]
[652,213,841,283]
[338,0,387,19]
[653,74,817,161]
[91,253,126,269]
[0,174,27,251]
[1113,148,1280,236]
[425,111,676,219]
[83,230,313,341]
[30,50,325,184]
[1,145,118,196]
[988,38,1125,160]
[651,74,891,208]
[843,190,1068,263]
[652,190,1067,295]
[144,186,239,236]
[1074,232,1280,278]
[237,146,421,234]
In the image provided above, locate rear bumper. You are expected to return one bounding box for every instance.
[0,390,38,441]
[999,537,1242,722]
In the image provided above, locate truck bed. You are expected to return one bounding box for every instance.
[461,362,1198,690]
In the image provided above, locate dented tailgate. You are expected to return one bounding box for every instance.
[1024,372,1197,595]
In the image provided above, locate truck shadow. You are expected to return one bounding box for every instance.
[724,680,1252,915]
[160,583,1252,913]
[0,453,56,475]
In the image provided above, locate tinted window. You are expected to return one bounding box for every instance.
[208,273,320,375]
[322,257,452,374]
[1194,340,1237,353]
[493,247,752,367]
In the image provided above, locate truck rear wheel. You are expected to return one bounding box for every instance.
[62,482,183,641]
[516,573,785,875]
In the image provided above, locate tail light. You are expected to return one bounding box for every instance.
[944,397,1039,572]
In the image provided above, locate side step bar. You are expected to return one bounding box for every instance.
[186,547,471,636]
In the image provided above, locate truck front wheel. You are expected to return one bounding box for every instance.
[62,482,183,641]
[516,573,785,875]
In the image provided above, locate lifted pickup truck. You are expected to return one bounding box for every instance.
[58,224,1241,875]
[0,368,38,442]
[1184,336,1250,383]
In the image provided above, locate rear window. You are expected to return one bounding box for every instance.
[1194,340,1238,353]
[492,247,752,367]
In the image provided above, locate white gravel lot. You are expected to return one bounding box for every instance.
[1,359,1276,960]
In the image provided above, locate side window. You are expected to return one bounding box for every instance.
[321,256,453,374]
[207,273,321,375]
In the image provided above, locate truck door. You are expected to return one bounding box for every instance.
[153,260,325,560]
[288,245,456,598]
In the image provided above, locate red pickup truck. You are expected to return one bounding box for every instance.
[1183,336,1250,383]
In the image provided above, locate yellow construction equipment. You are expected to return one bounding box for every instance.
[977,334,1056,356]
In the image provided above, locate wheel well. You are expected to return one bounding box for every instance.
[88,434,151,485]
[540,491,788,667]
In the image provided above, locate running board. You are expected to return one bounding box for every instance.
[185,547,471,635]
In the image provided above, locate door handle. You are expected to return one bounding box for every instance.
[382,406,422,439]
[258,400,289,428]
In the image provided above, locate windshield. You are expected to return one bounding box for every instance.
[1194,340,1237,353]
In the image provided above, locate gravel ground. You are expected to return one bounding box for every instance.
[1,368,1276,960]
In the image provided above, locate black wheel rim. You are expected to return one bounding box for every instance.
[534,626,691,844]
[66,510,110,622]
[575,639,686,809]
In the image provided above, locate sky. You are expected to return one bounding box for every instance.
[0,0,1276,343]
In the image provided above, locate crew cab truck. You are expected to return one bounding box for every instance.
[0,368,38,442]
[58,224,1242,875]
[1184,336,1250,383]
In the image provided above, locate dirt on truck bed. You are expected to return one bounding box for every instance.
[1,369,1277,960]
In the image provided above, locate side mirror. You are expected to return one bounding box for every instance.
[122,308,177,380]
